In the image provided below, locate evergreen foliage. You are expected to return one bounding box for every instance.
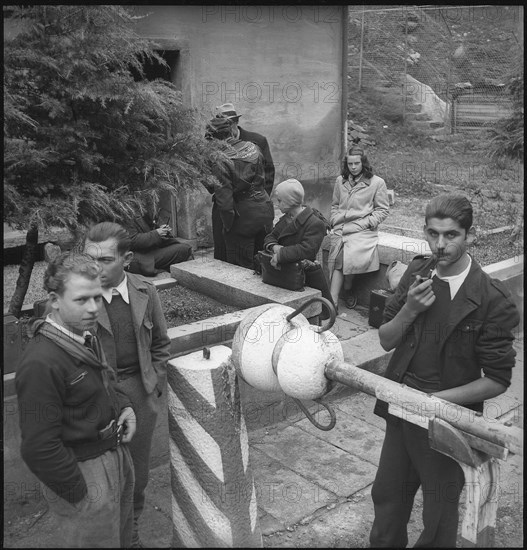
[486,45,524,161]
[4,5,218,232]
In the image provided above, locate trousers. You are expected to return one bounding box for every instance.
[370,417,465,547]
[45,445,135,548]
[117,373,159,528]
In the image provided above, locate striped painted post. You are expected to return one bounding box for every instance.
[167,345,262,548]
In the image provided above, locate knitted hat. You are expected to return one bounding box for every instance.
[275,179,305,208]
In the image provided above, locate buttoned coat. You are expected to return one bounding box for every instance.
[263,206,327,263]
[96,273,171,395]
[328,174,389,277]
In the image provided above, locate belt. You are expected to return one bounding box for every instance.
[117,369,140,381]
[67,422,123,462]
[234,190,266,202]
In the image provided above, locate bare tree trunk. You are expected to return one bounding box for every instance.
[8,223,39,319]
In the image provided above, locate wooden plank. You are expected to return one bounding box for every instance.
[325,360,524,456]
[389,405,509,461]
[460,459,499,547]
[452,96,513,133]
[4,226,73,249]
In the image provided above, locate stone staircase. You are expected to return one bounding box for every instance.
[370,78,447,136]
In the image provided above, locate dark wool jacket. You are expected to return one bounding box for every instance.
[263,206,327,264]
[238,126,275,197]
[16,327,131,504]
[374,255,519,418]
[126,213,165,251]
[125,214,184,276]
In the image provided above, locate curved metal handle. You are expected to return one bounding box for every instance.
[293,397,336,431]
[285,296,336,333]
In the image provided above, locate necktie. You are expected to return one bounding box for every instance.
[84,334,97,356]
[84,334,111,392]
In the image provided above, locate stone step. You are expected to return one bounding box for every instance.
[170,258,322,318]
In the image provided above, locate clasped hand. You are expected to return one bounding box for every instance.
[156,224,171,237]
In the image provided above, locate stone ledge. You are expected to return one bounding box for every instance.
[3,224,74,249]
[377,231,431,265]
[167,307,260,356]
[482,254,523,280]
[170,258,322,317]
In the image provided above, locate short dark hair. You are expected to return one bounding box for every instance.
[44,252,101,296]
[342,146,373,179]
[425,194,473,232]
[84,222,131,255]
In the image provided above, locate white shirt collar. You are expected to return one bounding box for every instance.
[433,255,472,300]
[45,315,91,345]
[102,273,130,304]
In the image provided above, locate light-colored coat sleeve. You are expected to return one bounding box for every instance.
[361,176,390,230]
[330,176,346,228]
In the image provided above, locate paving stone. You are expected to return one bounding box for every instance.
[250,447,337,529]
[253,424,377,498]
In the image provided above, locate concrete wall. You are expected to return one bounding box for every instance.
[130,5,347,243]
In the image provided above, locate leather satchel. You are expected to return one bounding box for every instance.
[257,251,305,291]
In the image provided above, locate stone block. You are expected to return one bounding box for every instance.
[377,231,431,265]
[170,258,322,317]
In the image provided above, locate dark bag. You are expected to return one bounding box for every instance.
[257,251,305,291]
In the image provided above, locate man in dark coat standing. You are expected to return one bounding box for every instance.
[216,103,275,254]
[216,103,275,197]
[206,116,274,268]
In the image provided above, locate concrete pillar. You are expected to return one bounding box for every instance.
[167,346,262,548]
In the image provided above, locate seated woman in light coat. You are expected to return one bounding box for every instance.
[328,146,390,310]
[263,178,334,314]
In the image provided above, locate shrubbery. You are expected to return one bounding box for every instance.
[486,47,524,161]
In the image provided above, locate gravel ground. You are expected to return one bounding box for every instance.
[2,263,239,326]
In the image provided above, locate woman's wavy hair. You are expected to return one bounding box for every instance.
[341,145,373,180]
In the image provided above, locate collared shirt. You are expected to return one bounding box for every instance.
[45,315,90,345]
[102,273,130,304]
[432,255,472,300]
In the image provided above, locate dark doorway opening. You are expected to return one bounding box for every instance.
[132,50,181,88]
